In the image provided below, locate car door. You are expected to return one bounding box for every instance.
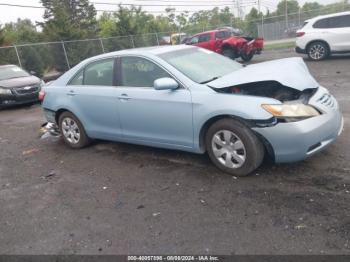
[214,31,228,53]
[329,14,350,51]
[115,56,193,148]
[67,58,122,140]
[196,33,214,51]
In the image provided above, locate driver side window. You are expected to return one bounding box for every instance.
[120,57,171,88]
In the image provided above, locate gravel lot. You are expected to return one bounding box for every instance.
[0,49,349,255]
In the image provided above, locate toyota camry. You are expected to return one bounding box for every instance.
[40,45,343,176]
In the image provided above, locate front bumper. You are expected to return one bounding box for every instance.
[0,92,39,107]
[253,88,343,163]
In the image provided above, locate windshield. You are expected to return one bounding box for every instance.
[0,66,30,81]
[159,47,242,84]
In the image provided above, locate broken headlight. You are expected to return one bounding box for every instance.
[261,103,320,119]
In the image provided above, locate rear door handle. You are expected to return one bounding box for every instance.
[117,94,132,101]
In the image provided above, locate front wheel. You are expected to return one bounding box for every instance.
[205,118,264,176]
[222,48,235,59]
[241,52,254,62]
[58,111,91,149]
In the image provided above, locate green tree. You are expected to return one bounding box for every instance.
[0,19,46,75]
[39,0,98,70]
[39,0,97,41]
[276,0,300,16]
[245,7,260,36]
[2,19,41,44]
[0,25,5,46]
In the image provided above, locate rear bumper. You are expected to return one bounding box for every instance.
[0,92,39,107]
[295,46,306,54]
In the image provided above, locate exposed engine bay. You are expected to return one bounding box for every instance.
[212,80,317,103]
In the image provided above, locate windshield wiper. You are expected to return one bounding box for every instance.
[200,76,221,84]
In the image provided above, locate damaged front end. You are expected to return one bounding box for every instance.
[212,80,320,123]
[213,80,317,103]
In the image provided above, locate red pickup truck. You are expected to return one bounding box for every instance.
[186,29,264,62]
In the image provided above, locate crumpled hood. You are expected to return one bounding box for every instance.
[209,57,319,91]
[0,75,41,89]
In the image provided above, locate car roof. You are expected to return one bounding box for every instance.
[193,29,227,36]
[82,44,196,62]
[305,11,350,23]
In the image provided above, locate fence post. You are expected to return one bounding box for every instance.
[130,35,135,48]
[13,45,22,68]
[99,38,105,53]
[261,15,264,39]
[155,33,159,46]
[61,41,70,69]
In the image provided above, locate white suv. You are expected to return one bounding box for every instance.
[296,11,350,60]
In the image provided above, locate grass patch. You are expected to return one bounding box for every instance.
[264,41,295,50]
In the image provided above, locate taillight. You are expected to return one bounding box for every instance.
[39,90,46,102]
[296,32,305,37]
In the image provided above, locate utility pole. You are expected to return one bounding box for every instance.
[285,0,288,29]
[236,0,241,19]
[258,0,264,38]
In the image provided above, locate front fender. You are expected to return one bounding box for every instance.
[191,92,278,152]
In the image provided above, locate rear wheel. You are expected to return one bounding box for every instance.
[222,48,235,59]
[307,41,329,61]
[58,111,91,149]
[205,118,264,176]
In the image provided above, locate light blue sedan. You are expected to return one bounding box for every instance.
[41,45,343,176]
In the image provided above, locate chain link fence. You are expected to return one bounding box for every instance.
[0,28,228,79]
[0,32,171,80]
[0,4,349,79]
[257,5,350,41]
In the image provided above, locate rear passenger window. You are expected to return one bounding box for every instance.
[198,34,211,43]
[69,70,83,85]
[313,15,350,28]
[84,59,114,86]
[69,59,115,86]
[313,18,329,28]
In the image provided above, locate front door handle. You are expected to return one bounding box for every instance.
[67,90,76,96]
[117,94,132,101]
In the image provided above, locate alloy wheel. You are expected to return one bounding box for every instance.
[61,117,81,144]
[309,44,326,60]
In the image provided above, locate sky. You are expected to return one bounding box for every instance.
[0,0,343,25]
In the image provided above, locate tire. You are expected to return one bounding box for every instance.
[222,48,235,59]
[241,52,254,62]
[58,111,91,149]
[307,41,329,61]
[205,118,264,176]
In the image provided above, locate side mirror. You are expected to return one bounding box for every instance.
[154,77,179,91]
